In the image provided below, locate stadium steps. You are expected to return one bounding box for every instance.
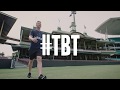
[15,61,27,68]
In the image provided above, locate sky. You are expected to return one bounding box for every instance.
[0,11,120,56]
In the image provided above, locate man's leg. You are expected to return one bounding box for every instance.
[27,52,35,78]
[37,56,42,76]
[27,60,34,78]
[28,59,34,73]
[37,56,46,79]
[37,50,46,79]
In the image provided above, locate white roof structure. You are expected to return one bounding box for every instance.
[95,17,120,35]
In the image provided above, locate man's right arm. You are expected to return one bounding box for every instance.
[29,35,38,43]
[29,30,38,43]
[29,35,33,41]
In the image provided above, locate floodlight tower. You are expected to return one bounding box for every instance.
[70,11,76,33]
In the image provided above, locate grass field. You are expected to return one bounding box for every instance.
[0,65,120,79]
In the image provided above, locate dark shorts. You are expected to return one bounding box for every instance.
[29,50,42,60]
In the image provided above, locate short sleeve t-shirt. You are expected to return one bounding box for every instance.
[29,29,42,54]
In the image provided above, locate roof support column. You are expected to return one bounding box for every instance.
[113,44,116,51]
[53,54,54,60]
[105,26,108,40]
[105,43,107,51]
[20,30,23,43]
[84,40,86,50]
[0,20,5,36]
[96,42,98,50]
[97,55,99,61]
[85,55,87,61]
[71,53,72,61]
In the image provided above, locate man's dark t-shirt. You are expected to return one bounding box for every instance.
[29,29,42,55]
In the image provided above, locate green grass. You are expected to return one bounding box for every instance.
[0,65,120,79]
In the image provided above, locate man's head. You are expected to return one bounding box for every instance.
[36,21,41,29]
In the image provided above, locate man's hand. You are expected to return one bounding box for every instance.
[31,37,38,43]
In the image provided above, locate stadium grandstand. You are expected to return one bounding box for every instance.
[0,12,18,68]
[11,12,120,67]
[95,17,120,61]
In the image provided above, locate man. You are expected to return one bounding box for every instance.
[27,21,46,79]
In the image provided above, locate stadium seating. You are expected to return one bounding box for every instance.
[0,59,12,68]
[0,57,8,59]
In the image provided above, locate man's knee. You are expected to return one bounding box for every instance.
[37,56,42,62]
[29,60,34,64]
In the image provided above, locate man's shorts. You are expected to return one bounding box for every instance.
[29,50,42,60]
